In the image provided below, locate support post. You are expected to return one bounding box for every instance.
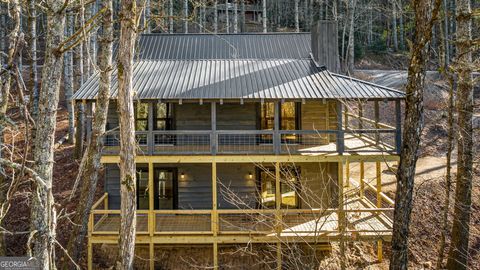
[149,242,154,270]
[344,105,349,130]
[345,159,350,188]
[148,102,154,155]
[360,161,365,198]
[275,162,282,235]
[212,162,218,269]
[148,162,154,269]
[374,101,380,145]
[336,101,344,154]
[87,239,92,270]
[274,102,281,154]
[358,102,363,139]
[377,240,383,262]
[395,100,402,154]
[211,102,217,155]
[376,161,382,207]
[276,242,282,270]
[338,161,346,270]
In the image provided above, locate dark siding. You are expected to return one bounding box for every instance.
[177,164,212,209]
[105,164,121,209]
[106,101,119,130]
[175,103,212,130]
[217,164,257,209]
[217,104,257,130]
[299,162,338,209]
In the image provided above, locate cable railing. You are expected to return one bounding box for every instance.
[102,128,400,155]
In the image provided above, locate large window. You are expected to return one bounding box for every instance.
[260,102,300,130]
[259,167,299,209]
[134,102,174,131]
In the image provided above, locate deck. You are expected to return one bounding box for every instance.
[90,195,393,243]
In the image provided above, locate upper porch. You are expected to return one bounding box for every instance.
[91,99,402,156]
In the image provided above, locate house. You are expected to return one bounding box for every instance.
[73,21,404,269]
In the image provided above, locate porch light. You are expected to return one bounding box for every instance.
[248,172,253,179]
[180,172,185,179]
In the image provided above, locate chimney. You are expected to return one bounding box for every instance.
[311,21,340,73]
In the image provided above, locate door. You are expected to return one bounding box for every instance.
[154,168,177,210]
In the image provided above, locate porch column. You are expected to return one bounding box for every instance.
[274,102,281,155]
[375,161,383,262]
[148,162,154,270]
[359,161,365,198]
[338,161,346,269]
[275,162,282,268]
[211,102,217,155]
[148,102,154,155]
[336,101,344,154]
[395,100,402,154]
[374,101,380,145]
[212,161,218,269]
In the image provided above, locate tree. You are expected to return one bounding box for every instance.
[262,0,267,32]
[64,0,113,267]
[446,0,474,268]
[115,0,138,267]
[64,13,75,144]
[389,0,441,268]
[294,0,299,32]
[30,0,66,267]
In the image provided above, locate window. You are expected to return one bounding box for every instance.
[259,168,299,209]
[154,103,174,130]
[260,102,299,130]
[135,102,149,131]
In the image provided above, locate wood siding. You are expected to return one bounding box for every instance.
[301,101,338,142]
[299,162,338,208]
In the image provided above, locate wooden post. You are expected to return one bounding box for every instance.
[274,102,280,154]
[344,105,349,130]
[211,102,217,155]
[376,161,382,208]
[338,161,346,269]
[336,101,344,154]
[374,101,380,145]
[358,102,363,139]
[275,162,282,235]
[87,239,92,270]
[276,242,282,270]
[345,159,350,188]
[212,162,219,269]
[148,102,154,155]
[213,242,219,269]
[377,240,383,262]
[360,161,365,198]
[148,162,154,269]
[395,100,402,154]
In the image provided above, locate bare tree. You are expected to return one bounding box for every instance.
[389,0,441,268]
[262,0,267,33]
[64,0,113,267]
[233,0,238,33]
[169,0,174,33]
[184,0,188,33]
[64,13,75,144]
[214,0,218,33]
[392,0,399,51]
[30,0,66,267]
[115,0,138,267]
[446,0,474,268]
[295,0,299,32]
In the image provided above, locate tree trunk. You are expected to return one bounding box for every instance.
[346,0,357,74]
[73,14,85,158]
[30,0,65,267]
[115,0,138,267]
[64,0,113,267]
[169,0,173,33]
[389,0,441,269]
[240,0,245,32]
[398,0,405,50]
[446,0,473,268]
[294,0,299,32]
[233,0,238,33]
[28,0,39,119]
[64,13,75,144]
[184,0,188,33]
[225,0,230,33]
[392,0,399,51]
[262,0,267,33]
[214,0,218,33]
[0,0,22,257]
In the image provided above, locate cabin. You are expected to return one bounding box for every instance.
[73,21,404,269]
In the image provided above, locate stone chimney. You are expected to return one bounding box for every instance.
[311,21,340,73]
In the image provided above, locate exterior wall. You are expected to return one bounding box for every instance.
[301,101,337,142]
[217,103,257,130]
[175,103,211,130]
[105,162,338,210]
[299,162,338,209]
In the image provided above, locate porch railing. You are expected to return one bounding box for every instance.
[103,128,400,155]
[89,193,394,238]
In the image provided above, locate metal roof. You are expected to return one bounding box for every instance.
[72,59,404,100]
[135,33,311,60]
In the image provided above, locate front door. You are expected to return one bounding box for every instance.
[136,167,177,210]
[154,169,177,209]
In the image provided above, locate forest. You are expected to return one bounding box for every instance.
[0,0,479,269]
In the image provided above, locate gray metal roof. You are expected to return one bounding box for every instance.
[72,59,404,100]
[136,33,311,60]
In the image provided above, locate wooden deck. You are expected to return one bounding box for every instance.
[91,196,392,242]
